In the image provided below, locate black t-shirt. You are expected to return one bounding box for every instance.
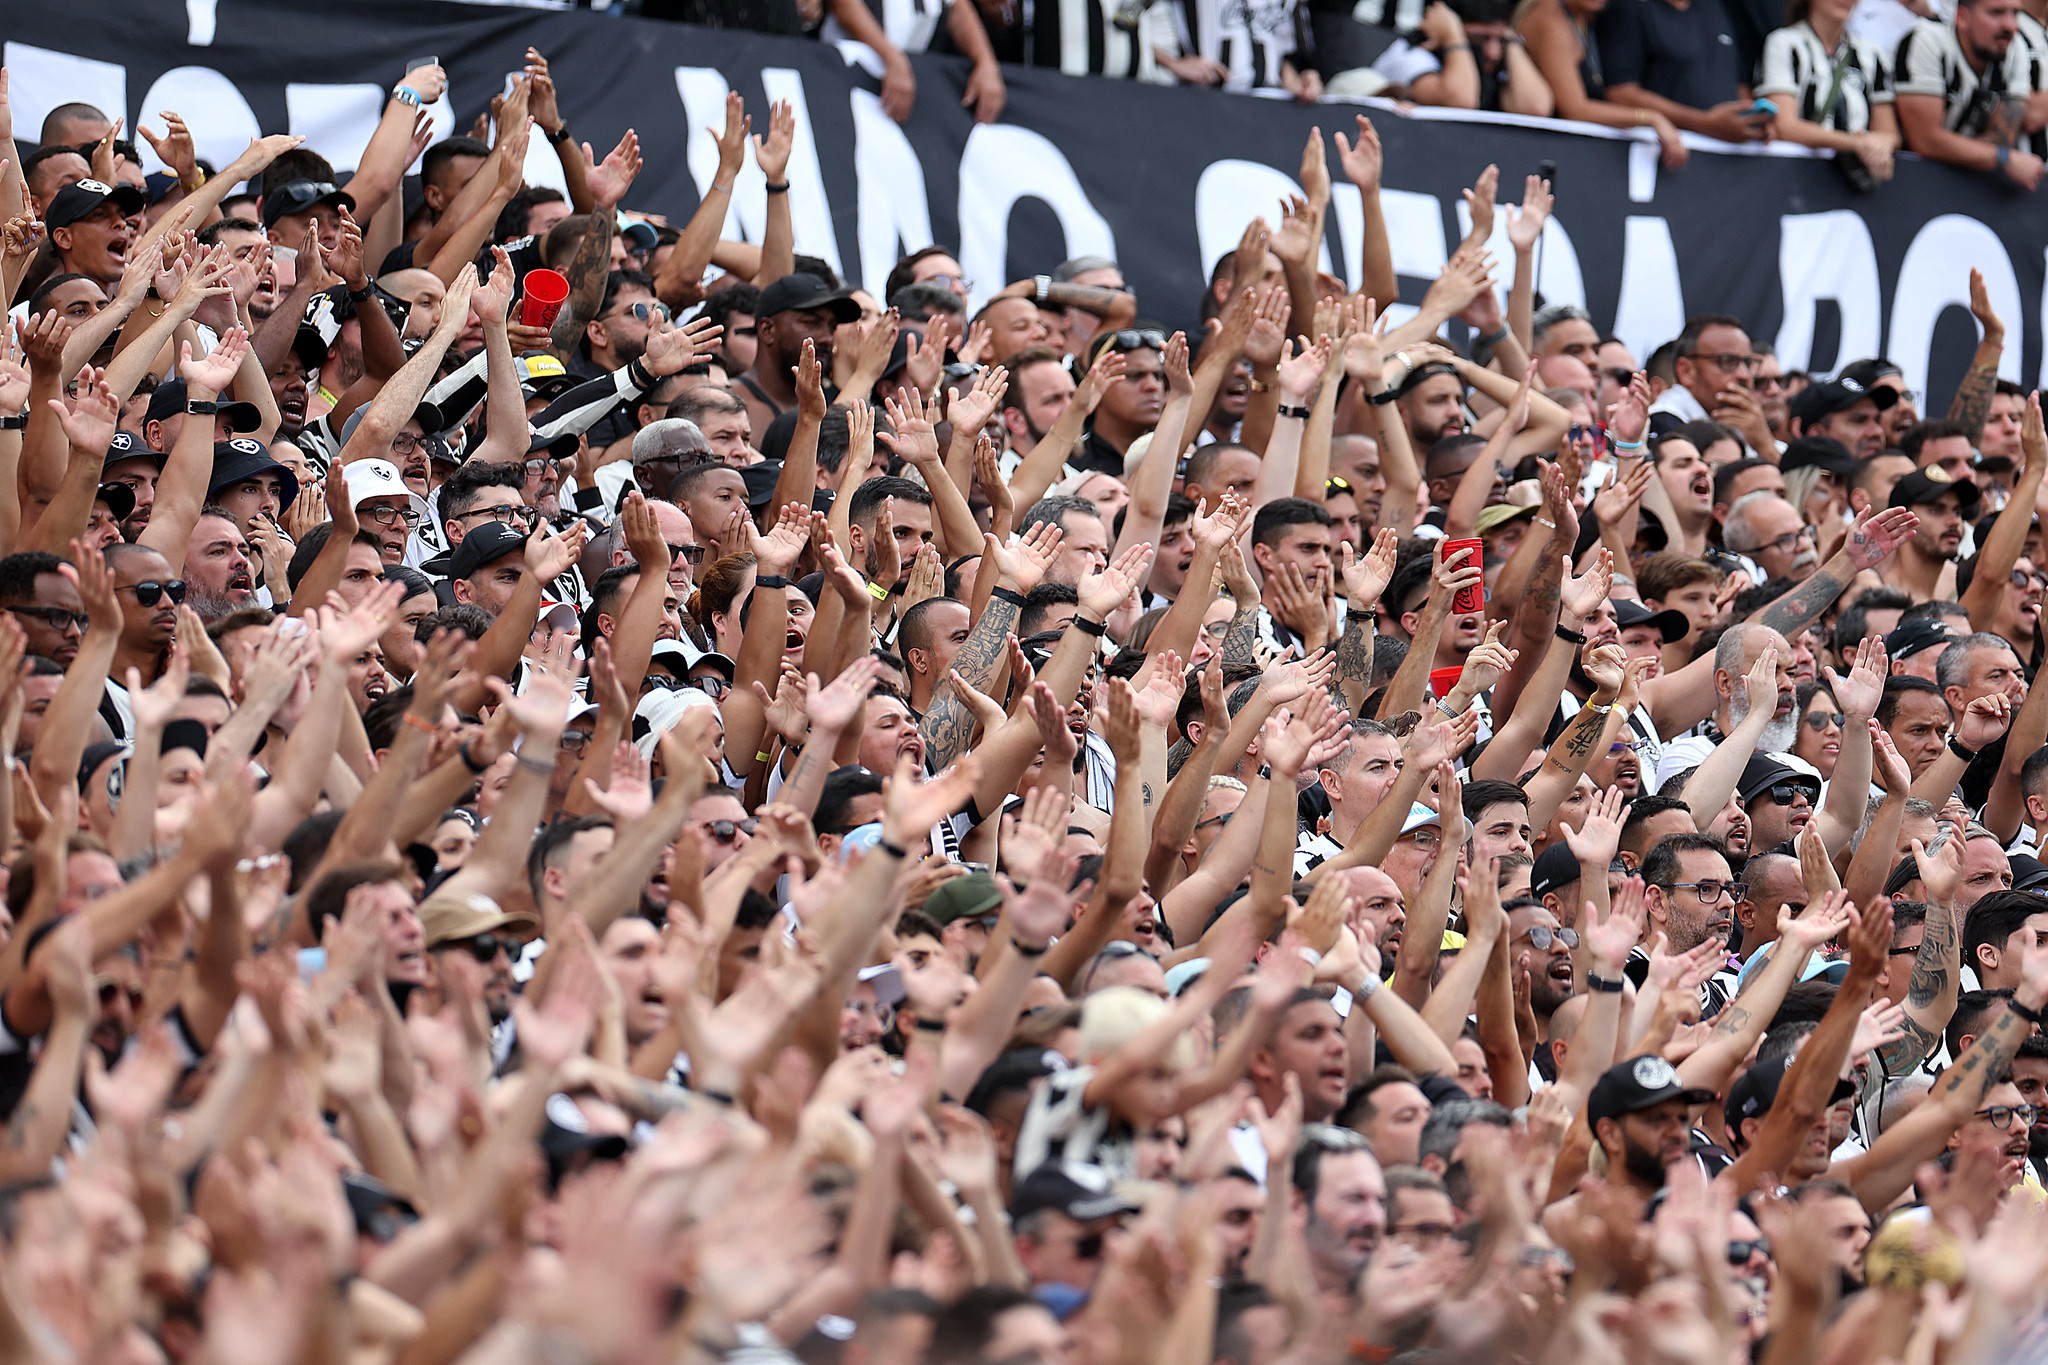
[1595,0,1746,109]
[1074,426,1128,478]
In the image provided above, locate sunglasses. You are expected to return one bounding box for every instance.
[1726,1238,1772,1266]
[9,605,89,631]
[1757,783,1814,806]
[704,818,759,845]
[1325,476,1353,494]
[1520,925,1578,951]
[669,542,706,566]
[447,932,513,963]
[1803,711,1845,732]
[1072,1232,1106,1259]
[1107,328,1167,353]
[1194,810,1233,831]
[119,579,186,606]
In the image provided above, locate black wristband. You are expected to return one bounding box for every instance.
[1367,388,1400,406]
[878,837,910,859]
[764,181,790,194]
[347,283,372,302]
[755,574,791,589]
[991,585,1027,608]
[1073,615,1107,637]
[912,1018,947,1033]
[1588,974,1625,994]
[0,414,22,431]
[457,741,488,774]
[1013,941,1049,957]
[1347,605,1376,624]
[1948,736,1979,763]
[2013,998,2047,1026]
[696,1087,736,1105]
[1555,624,1587,644]
[1276,403,1311,420]
[546,124,573,144]
[626,357,654,390]
[186,400,219,416]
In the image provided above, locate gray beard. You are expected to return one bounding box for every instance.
[1729,693,1799,753]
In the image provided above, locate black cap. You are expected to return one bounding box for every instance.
[1008,1162,1139,1223]
[538,1117,629,1190]
[964,1047,1066,1117]
[1736,752,1819,806]
[341,1171,420,1240]
[1838,357,1903,388]
[740,461,785,509]
[1884,615,1956,662]
[1888,468,1981,518]
[446,521,528,581]
[262,178,355,228]
[94,482,134,522]
[145,377,260,434]
[1779,435,1855,477]
[1725,1051,1856,1132]
[2012,853,2048,893]
[1612,597,1689,644]
[1789,374,1898,426]
[46,178,145,230]
[1588,1055,1715,1128]
[78,741,124,797]
[755,271,861,324]
[207,437,300,512]
[105,430,159,466]
[1529,843,1584,901]
[160,717,209,759]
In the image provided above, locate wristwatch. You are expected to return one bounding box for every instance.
[390,85,422,108]
[547,124,573,145]
[186,400,219,416]
[1034,274,1052,304]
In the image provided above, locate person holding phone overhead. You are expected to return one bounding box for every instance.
[1594,0,1778,143]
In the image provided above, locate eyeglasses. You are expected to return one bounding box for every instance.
[558,730,594,752]
[1608,739,1640,754]
[1726,1238,1773,1266]
[1757,784,1814,807]
[1520,1245,1574,1273]
[2011,569,2048,589]
[1691,352,1760,372]
[1107,328,1167,353]
[703,818,759,845]
[446,932,512,963]
[462,504,538,527]
[621,301,671,324]
[1659,880,1746,904]
[9,605,89,632]
[524,457,570,479]
[389,432,443,458]
[923,273,974,292]
[1755,526,1819,554]
[1519,925,1578,951]
[360,505,423,529]
[1200,619,1230,639]
[1194,810,1233,832]
[669,543,706,566]
[1975,1103,2039,1130]
[1887,944,1924,957]
[1402,828,1443,851]
[1752,372,1787,392]
[1803,711,1845,732]
[119,579,187,606]
[1390,1221,1456,1247]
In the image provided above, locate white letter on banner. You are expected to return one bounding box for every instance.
[1610,216,1684,366]
[760,69,843,279]
[187,0,218,45]
[1195,161,1333,283]
[1772,211,1881,376]
[852,87,933,297]
[140,68,261,179]
[1888,215,2020,400]
[957,125,1113,317]
[285,85,383,176]
[3,44,126,151]
[1375,189,1447,330]
[1451,201,1586,320]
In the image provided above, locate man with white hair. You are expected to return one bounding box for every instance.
[1655,622,1799,786]
[1722,491,1820,584]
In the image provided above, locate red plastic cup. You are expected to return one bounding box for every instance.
[520,268,570,329]
[1441,537,1485,614]
[1429,666,1464,700]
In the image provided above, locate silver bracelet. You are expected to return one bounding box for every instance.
[1352,972,1381,1004]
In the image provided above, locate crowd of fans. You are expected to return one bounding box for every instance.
[9,42,2048,1365]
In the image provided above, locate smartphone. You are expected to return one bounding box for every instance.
[1749,98,1778,119]
[406,56,440,71]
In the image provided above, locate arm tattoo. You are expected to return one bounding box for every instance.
[1222,605,1260,670]
[1907,904,1952,1010]
[1754,568,1848,638]
[1544,704,1606,772]
[1335,615,1373,713]
[1877,1016,1939,1075]
[1948,363,1997,444]
[1711,1003,1751,1038]
[550,215,617,353]
[919,599,1020,769]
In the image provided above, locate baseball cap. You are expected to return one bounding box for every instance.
[1612,598,1689,644]
[1884,615,1956,662]
[1400,803,1442,835]
[46,178,145,230]
[925,871,1002,927]
[1529,843,1584,901]
[446,521,529,582]
[964,1047,1065,1117]
[857,962,905,1006]
[145,377,260,434]
[419,890,539,948]
[515,351,580,402]
[1788,374,1897,427]
[1779,435,1855,478]
[1725,1051,1855,1132]
[105,430,160,467]
[1008,1161,1139,1224]
[207,437,300,511]
[2011,853,2048,893]
[755,272,860,325]
[341,458,431,522]
[1474,500,1540,536]
[262,178,355,228]
[1736,753,1820,806]
[740,461,785,510]
[1587,1054,1715,1127]
[1888,467,1981,518]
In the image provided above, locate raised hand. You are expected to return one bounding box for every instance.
[1339,526,1400,609]
[1739,641,1778,723]
[1583,874,1647,973]
[48,365,119,454]
[1560,547,1615,621]
[1959,693,2014,751]
[1505,172,1552,253]
[1277,335,1333,402]
[1606,371,1653,449]
[471,244,516,326]
[751,98,795,183]
[177,325,249,396]
[1263,648,1338,708]
[807,657,882,734]
[946,365,1009,437]
[1560,783,1626,869]
[1448,619,1517,702]
[879,388,940,466]
[882,752,980,845]
[1078,543,1154,619]
[1332,113,1383,190]
[1779,887,1851,956]
[583,130,643,211]
[1461,163,1499,245]
[1840,504,1919,571]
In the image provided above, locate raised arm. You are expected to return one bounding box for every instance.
[1963,390,2044,632]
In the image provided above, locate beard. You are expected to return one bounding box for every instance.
[186,581,248,622]
[1729,692,1799,752]
[1621,1132,1670,1188]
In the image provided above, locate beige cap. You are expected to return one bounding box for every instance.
[419,890,539,948]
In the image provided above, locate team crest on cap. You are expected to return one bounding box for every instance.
[75,179,113,194]
[227,437,262,456]
[1633,1056,1677,1089]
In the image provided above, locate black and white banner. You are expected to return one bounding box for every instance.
[7,0,2047,408]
